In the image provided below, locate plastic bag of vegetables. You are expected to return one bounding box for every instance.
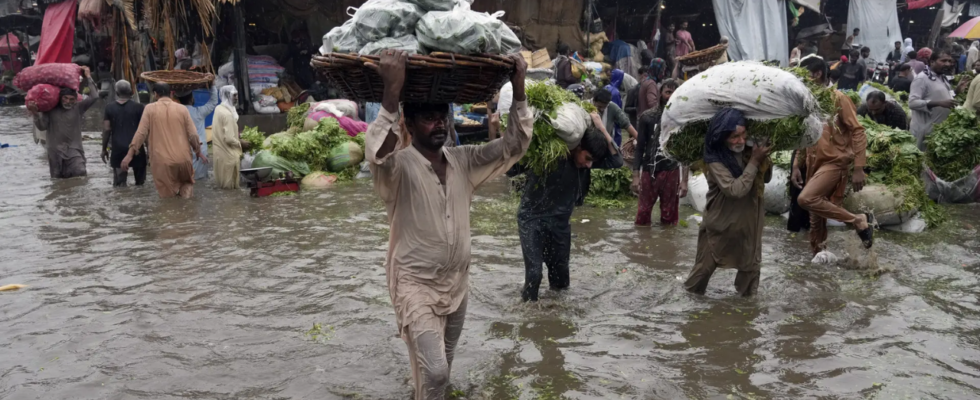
[659,62,833,164]
[350,0,422,43]
[327,141,365,172]
[320,20,362,54]
[415,1,521,55]
[359,35,422,55]
[301,171,339,189]
[251,150,312,178]
[551,103,590,149]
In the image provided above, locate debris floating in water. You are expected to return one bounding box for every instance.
[0,284,26,292]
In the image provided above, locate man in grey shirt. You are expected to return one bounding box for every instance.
[909,49,957,150]
[592,87,638,147]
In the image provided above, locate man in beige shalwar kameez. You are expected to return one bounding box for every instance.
[122,83,207,198]
[364,50,532,399]
[684,108,772,297]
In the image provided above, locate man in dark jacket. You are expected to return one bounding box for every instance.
[632,78,687,226]
[837,49,866,91]
[856,91,908,130]
[102,80,147,186]
[510,119,623,302]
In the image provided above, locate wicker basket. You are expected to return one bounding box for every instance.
[141,70,213,93]
[676,44,729,67]
[311,52,516,104]
[621,137,636,166]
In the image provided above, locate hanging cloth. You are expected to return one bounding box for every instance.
[36,0,77,64]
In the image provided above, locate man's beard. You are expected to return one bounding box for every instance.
[419,129,448,150]
[62,102,75,110]
[728,144,745,153]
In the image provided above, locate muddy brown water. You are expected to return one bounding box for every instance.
[2,105,980,400]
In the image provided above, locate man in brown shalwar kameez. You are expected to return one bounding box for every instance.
[793,57,873,255]
[121,83,208,198]
[364,50,532,399]
[685,108,772,297]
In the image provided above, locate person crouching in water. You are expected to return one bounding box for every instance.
[364,50,532,399]
[510,115,624,302]
[632,78,688,226]
[684,108,772,296]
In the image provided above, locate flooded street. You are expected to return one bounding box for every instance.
[2,105,980,400]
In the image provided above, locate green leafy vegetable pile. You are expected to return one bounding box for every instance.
[860,116,947,227]
[952,71,976,104]
[926,107,980,182]
[843,90,862,108]
[267,118,360,173]
[585,166,634,208]
[287,102,311,129]
[771,150,793,169]
[664,67,835,165]
[518,82,597,176]
[240,126,266,155]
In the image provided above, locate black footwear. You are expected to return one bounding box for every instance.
[857,212,875,249]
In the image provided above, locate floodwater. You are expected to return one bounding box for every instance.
[2,105,980,400]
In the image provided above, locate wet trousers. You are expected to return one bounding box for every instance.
[403,294,467,400]
[48,148,87,179]
[684,255,760,297]
[518,216,572,302]
[798,165,858,255]
[112,152,146,187]
[635,169,680,226]
[787,154,810,232]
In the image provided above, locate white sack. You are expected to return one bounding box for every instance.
[314,99,359,120]
[359,35,421,55]
[552,103,590,149]
[847,0,903,67]
[883,215,927,233]
[922,166,980,204]
[712,0,789,65]
[843,184,917,226]
[686,174,709,213]
[252,102,281,114]
[415,1,521,54]
[659,62,825,160]
[320,20,362,54]
[256,94,277,108]
[764,167,791,215]
[350,0,422,43]
[811,251,840,265]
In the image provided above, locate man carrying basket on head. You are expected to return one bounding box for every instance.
[364,50,533,399]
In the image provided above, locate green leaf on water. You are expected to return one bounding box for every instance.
[735,368,747,375]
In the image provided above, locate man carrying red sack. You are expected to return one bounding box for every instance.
[27,66,100,179]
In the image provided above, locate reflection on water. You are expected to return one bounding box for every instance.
[1,106,980,399]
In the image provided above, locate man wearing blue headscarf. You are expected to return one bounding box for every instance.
[685,108,772,297]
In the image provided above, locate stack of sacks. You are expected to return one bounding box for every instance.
[214,55,287,114]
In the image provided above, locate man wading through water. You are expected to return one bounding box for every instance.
[364,50,532,399]
[28,66,100,179]
[102,80,146,186]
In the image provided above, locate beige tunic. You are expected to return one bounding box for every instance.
[696,158,772,272]
[212,106,242,189]
[129,97,202,198]
[366,100,533,336]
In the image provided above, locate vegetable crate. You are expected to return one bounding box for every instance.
[311,52,515,104]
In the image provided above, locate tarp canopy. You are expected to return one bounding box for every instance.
[36,0,75,64]
[847,0,903,63]
[712,0,789,65]
[908,0,943,10]
[0,32,21,54]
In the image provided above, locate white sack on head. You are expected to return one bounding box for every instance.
[350,0,422,43]
[551,103,590,149]
[659,61,825,160]
[415,1,521,54]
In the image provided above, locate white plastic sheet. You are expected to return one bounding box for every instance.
[350,0,422,43]
[552,103,590,149]
[359,35,421,55]
[847,0,903,66]
[764,167,791,215]
[686,174,708,213]
[712,0,789,65]
[659,62,825,159]
[320,20,361,54]
[415,1,520,54]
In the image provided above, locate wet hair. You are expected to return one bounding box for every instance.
[578,126,610,161]
[402,102,450,122]
[59,87,76,97]
[861,46,871,53]
[867,91,886,103]
[853,28,860,34]
[557,43,570,56]
[660,78,680,92]
[800,57,829,80]
[115,80,133,97]
[897,63,912,72]
[849,49,861,58]
[152,82,171,97]
[593,88,613,104]
[638,66,649,76]
[178,92,195,105]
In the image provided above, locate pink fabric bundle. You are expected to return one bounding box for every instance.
[13,63,80,91]
[307,111,368,137]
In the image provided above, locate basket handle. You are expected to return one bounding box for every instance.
[346,6,357,17]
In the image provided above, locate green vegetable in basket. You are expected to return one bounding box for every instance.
[926,107,980,182]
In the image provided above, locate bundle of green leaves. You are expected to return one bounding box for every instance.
[585,166,634,208]
[664,67,835,165]
[927,108,980,182]
[952,71,976,104]
[269,118,354,172]
[519,82,597,176]
[843,90,862,108]
[860,116,947,227]
[771,150,793,169]
[287,102,312,129]
[240,126,266,155]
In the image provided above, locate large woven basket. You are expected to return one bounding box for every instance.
[311,52,516,104]
[676,44,729,67]
[141,70,213,93]
[621,137,636,166]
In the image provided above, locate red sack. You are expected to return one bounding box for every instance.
[25,84,64,113]
[12,63,80,92]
